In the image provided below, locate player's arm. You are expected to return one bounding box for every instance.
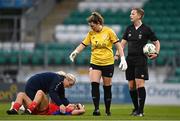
[69,43,86,62]
[59,105,66,114]
[49,82,69,106]
[71,104,85,115]
[49,91,69,106]
[114,39,128,71]
[114,39,127,59]
[114,25,129,58]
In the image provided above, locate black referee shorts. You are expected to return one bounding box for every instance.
[90,64,114,77]
[126,55,149,80]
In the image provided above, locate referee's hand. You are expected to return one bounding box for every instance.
[119,56,127,71]
[148,53,158,60]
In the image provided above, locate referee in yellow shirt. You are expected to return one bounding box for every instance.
[69,12,127,116]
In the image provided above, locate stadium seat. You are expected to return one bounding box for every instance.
[21,50,32,65]
[0,50,8,64]
[47,50,64,65]
[4,50,20,65]
[54,25,122,43]
[175,68,180,76]
[31,50,44,65]
[76,50,91,65]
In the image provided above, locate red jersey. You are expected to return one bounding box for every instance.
[32,103,59,115]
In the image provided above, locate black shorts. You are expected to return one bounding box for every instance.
[126,55,149,80]
[90,64,114,77]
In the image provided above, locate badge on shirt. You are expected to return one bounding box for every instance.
[139,34,142,39]
[128,33,132,37]
[128,30,132,38]
[139,31,142,39]
[102,34,108,40]
[141,75,144,78]
[102,34,107,39]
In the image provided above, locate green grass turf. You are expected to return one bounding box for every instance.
[0,102,180,120]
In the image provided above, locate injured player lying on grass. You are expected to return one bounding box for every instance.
[6,90,85,115]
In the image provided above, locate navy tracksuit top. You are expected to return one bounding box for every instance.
[25,72,69,106]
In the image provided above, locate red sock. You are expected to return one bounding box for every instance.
[28,102,37,112]
[13,102,21,111]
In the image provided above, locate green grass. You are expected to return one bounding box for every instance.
[0,103,180,120]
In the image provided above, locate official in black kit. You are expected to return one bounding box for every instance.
[115,8,160,116]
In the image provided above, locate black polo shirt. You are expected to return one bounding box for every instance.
[122,24,158,56]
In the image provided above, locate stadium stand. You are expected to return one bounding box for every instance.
[78,0,147,12]
[0,0,33,8]
[43,0,180,84]
[0,0,179,83]
[54,25,121,43]
[61,0,180,67]
[0,0,179,66]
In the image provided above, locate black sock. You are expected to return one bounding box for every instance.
[91,82,100,110]
[129,89,138,111]
[103,85,112,113]
[137,87,146,113]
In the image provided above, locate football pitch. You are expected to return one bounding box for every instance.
[0,103,180,120]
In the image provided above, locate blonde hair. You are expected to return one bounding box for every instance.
[66,73,76,86]
[56,71,66,76]
[56,71,76,86]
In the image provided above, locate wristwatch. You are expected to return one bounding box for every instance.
[115,55,119,57]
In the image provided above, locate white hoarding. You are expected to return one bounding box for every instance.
[146,84,180,105]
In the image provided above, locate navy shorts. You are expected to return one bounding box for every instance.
[25,76,39,100]
[90,64,114,77]
[126,55,149,80]
[25,86,37,100]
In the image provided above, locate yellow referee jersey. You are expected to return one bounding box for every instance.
[82,26,119,66]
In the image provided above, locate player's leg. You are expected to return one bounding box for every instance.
[102,77,112,116]
[89,64,102,116]
[26,90,49,114]
[7,92,32,115]
[102,64,114,116]
[35,90,49,112]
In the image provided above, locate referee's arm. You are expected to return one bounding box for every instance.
[152,40,160,55]
[148,40,160,59]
